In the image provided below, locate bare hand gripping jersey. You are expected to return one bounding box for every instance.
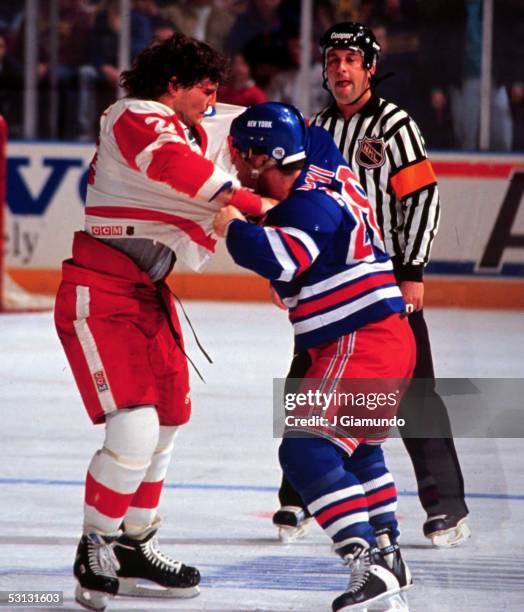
[86,100,244,271]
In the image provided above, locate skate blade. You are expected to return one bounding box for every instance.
[118,577,200,599]
[335,589,403,612]
[427,518,471,548]
[75,583,113,611]
[367,592,410,611]
[277,518,314,543]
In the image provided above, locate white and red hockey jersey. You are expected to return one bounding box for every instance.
[85,99,244,270]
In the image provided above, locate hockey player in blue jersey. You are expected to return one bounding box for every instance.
[214,102,416,611]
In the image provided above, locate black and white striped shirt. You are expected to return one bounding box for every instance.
[312,95,440,282]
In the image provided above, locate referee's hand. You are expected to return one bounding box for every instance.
[400,280,424,312]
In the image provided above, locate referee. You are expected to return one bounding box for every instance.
[273,22,470,548]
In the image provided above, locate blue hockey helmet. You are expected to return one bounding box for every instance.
[230,102,308,167]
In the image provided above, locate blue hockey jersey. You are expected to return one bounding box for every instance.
[226,126,405,351]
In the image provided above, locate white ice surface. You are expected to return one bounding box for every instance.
[0,304,523,611]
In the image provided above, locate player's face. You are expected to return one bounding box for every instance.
[231,148,261,189]
[171,78,218,126]
[325,48,372,105]
[232,151,296,199]
[257,165,291,200]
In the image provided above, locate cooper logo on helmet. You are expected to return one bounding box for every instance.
[331,33,357,40]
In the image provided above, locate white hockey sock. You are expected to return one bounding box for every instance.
[123,426,178,535]
[83,406,159,534]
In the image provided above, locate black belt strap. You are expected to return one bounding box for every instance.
[154,282,212,383]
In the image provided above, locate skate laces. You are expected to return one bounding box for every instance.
[87,535,120,577]
[142,536,182,574]
[345,550,371,594]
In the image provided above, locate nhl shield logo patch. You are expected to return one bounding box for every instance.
[356,137,386,169]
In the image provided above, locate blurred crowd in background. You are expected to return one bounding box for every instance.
[0,0,522,151]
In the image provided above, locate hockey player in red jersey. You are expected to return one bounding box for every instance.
[214,102,415,611]
[54,34,274,611]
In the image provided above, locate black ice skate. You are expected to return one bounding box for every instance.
[114,526,200,598]
[272,505,314,542]
[74,533,120,611]
[423,513,471,548]
[332,538,400,611]
[375,527,412,591]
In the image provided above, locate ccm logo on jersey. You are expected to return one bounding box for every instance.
[91,225,123,236]
[356,137,386,169]
[93,370,109,393]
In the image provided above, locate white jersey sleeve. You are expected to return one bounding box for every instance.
[85,100,244,270]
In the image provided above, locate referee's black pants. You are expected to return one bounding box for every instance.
[277,310,469,520]
[398,309,468,518]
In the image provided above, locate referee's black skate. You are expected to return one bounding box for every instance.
[272,505,314,542]
[332,539,400,611]
[375,527,412,591]
[74,533,120,611]
[114,525,200,598]
[423,513,471,548]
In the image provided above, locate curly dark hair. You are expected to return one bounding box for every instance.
[120,33,229,99]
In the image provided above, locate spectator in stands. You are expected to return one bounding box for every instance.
[133,0,162,28]
[368,3,421,98]
[88,0,152,80]
[51,0,92,138]
[216,0,249,16]
[219,52,266,106]
[160,1,234,53]
[226,0,283,56]
[312,0,338,41]
[266,28,329,114]
[419,0,523,151]
[78,0,152,139]
[152,18,176,43]
[367,19,453,148]
[333,0,369,23]
[9,0,92,138]
[0,3,25,46]
[369,0,419,35]
[227,0,286,89]
[0,32,23,136]
[278,0,337,52]
[133,0,160,18]
[512,83,524,152]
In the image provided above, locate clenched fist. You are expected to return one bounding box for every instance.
[213,205,246,237]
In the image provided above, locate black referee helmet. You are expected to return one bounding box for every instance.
[320,22,381,71]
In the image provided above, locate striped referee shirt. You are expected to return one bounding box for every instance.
[312,95,440,282]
